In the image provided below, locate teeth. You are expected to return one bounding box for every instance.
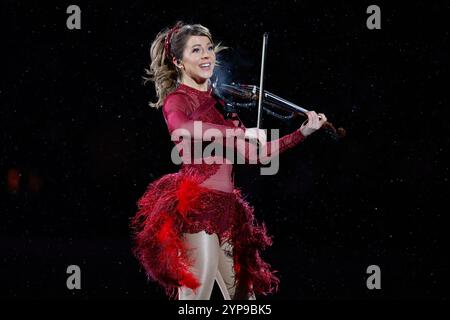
[200,63,211,67]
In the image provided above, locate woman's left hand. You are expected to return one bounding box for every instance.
[299,111,327,137]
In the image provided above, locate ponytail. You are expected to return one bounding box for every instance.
[143,26,179,109]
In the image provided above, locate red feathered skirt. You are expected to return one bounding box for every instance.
[131,165,280,299]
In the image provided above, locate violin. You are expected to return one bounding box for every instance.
[212,32,346,141]
[212,82,346,140]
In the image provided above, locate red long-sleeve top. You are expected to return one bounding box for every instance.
[162,83,306,192]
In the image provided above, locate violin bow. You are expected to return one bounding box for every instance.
[212,33,346,140]
[257,32,269,129]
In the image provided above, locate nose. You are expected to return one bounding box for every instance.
[202,48,213,59]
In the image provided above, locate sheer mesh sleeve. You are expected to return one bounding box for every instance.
[162,93,244,141]
[229,112,307,164]
[162,93,306,164]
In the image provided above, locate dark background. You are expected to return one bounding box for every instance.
[1,0,448,300]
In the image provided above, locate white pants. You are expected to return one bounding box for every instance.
[178,231,256,300]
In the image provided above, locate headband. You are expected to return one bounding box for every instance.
[164,24,181,60]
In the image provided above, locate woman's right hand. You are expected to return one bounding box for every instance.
[244,127,267,145]
[299,111,327,137]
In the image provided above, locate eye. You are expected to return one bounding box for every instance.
[208,46,214,51]
[192,48,200,53]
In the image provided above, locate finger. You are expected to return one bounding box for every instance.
[301,118,308,127]
[308,111,313,121]
[258,129,267,144]
[303,112,312,127]
[258,128,266,137]
[318,113,327,123]
[244,128,258,140]
[311,111,319,128]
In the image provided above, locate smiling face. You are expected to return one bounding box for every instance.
[176,35,216,86]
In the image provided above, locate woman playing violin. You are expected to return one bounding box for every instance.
[131,21,328,300]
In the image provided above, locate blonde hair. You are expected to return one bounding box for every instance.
[143,21,226,109]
